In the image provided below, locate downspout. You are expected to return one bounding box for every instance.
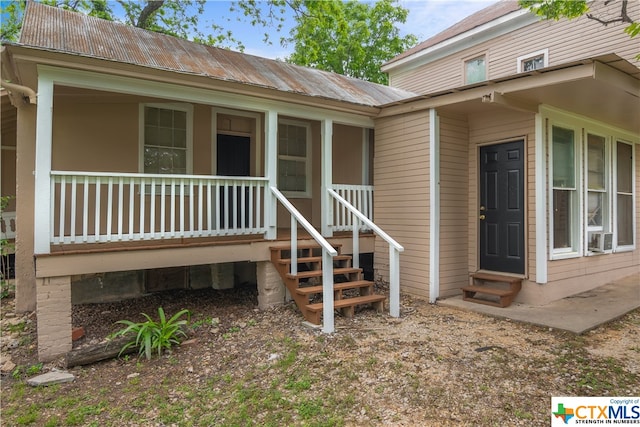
[429,108,440,303]
[1,80,38,105]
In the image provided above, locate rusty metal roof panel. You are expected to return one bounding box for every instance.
[17,2,416,107]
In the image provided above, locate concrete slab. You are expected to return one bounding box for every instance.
[439,273,640,334]
[27,370,75,387]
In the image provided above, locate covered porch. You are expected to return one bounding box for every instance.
[7,63,404,361]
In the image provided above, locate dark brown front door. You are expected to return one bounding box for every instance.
[479,140,525,274]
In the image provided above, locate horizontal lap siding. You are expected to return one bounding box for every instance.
[374,112,430,297]
[438,112,470,298]
[467,110,536,277]
[389,1,639,94]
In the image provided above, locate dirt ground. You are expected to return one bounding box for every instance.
[1,283,638,426]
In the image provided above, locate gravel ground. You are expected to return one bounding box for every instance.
[1,283,638,426]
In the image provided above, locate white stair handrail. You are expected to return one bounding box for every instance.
[270,186,337,333]
[328,188,404,318]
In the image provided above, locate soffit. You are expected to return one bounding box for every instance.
[380,55,640,134]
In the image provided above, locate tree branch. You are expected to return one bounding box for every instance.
[136,0,165,29]
[586,0,634,25]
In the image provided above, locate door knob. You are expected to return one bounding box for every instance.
[479,215,486,220]
[479,206,486,211]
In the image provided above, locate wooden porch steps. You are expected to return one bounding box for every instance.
[270,244,385,325]
[462,272,522,308]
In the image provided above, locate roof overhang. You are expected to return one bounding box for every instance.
[2,44,387,124]
[382,8,538,75]
[378,55,640,135]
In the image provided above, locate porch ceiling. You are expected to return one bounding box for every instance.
[1,91,17,142]
[438,71,640,133]
[385,55,640,134]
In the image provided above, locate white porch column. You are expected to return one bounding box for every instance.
[264,110,278,239]
[535,112,548,284]
[321,119,333,237]
[34,74,54,254]
[429,109,440,303]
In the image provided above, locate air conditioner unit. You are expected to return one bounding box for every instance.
[588,232,613,253]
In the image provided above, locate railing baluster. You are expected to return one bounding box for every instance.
[106,177,113,241]
[150,178,156,239]
[140,178,146,240]
[198,180,203,236]
[240,182,246,233]
[95,177,101,241]
[160,178,166,238]
[215,181,220,234]
[179,180,185,237]
[208,181,213,234]
[248,182,254,231]
[128,178,134,240]
[171,179,176,238]
[82,176,89,242]
[59,175,66,244]
[117,177,124,240]
[70,175,77,243]
[189,180,194,237]
[223,183,229,232]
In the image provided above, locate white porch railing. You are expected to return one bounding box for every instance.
[330,184,373,232]
[0,211,16,240]
[270,186,338,334]
[328,188,403,318]
[50,171,269,244]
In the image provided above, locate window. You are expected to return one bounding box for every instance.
[548,112,636,258]
[586,133,607,228]
[517,49,548,73]
[278,120,311,197]
[551,125,578,252]
[465,55,486,84]
[616,141,634,247]
[141,104,192,174]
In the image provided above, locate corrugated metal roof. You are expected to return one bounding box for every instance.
[15,2,417,107]
[385,0,521,67]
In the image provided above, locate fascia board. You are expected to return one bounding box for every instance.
[382,9,538,74]
[36,64,375,128]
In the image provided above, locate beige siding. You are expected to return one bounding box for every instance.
[374,111,430,297]
[390,1,640,94]
[467,109,537,279]
[437,112,469,298]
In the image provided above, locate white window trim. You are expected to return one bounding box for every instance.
[548,119,583,260]
[517,48,549,73]
[544,106,638,260]
[584,129,610,234]
[463,52,488,84]
[138,102,194,174]
[613,139,636,253]
[278,119,312,198]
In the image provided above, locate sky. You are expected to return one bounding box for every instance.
[181,0,500,59]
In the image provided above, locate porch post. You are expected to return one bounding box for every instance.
[429,109,440,303]
[321,119,333,237]
[535,112,548,283]
[264,110,278,239]
[34,74,54,254]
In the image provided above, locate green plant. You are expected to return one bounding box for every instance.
[110,307,191,360]
[0,195,15,299]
